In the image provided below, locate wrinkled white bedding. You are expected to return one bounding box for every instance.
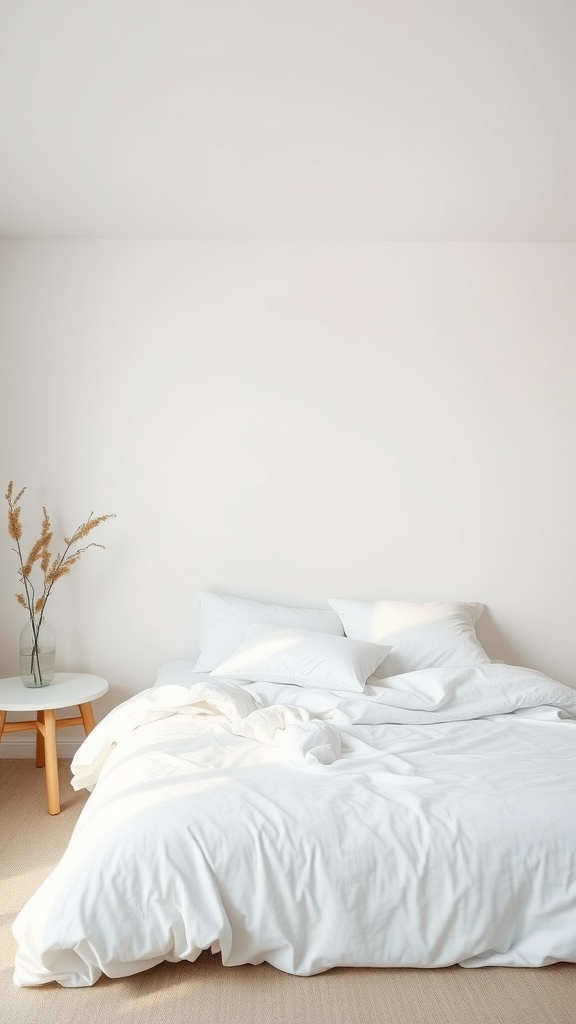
[70,677,342,790]
[12,662,576,987]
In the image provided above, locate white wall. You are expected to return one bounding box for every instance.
[1,241,575,752]
[2,0,575,240]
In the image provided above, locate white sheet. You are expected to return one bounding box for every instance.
[12,662,576,987]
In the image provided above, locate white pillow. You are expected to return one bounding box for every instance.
[193,591,345,672]
[210,624,392,692]
[327,599,489,677]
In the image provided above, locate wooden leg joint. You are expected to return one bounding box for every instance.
[0,699,98,815]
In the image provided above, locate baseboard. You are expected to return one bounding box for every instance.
[0,729,85,759]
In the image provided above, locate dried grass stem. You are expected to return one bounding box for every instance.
[5,482,115,685]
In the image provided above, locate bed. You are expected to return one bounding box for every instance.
[12,593,576,987]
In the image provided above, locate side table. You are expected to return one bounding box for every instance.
[0,672,109,814]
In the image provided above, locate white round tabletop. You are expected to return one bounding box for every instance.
[0,672,109,712]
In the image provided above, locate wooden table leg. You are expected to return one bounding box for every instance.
[79,701,96,734]
[36,710,46,767]
[0,709,6,741]
[42,709,60,815]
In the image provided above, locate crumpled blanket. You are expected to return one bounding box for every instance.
[71,678,341,790]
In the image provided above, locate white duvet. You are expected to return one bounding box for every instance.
[12,662,576,987]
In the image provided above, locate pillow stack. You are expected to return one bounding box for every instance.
[194,591,391,692]
[193,591,489,693]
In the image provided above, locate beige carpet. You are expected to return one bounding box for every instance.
[1,759,575,1024]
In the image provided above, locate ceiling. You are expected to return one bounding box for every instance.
[0,0,574,240]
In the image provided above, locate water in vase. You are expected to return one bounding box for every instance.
[19,647,56,687]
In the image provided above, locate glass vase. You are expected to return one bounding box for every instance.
[19,619,56,687]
